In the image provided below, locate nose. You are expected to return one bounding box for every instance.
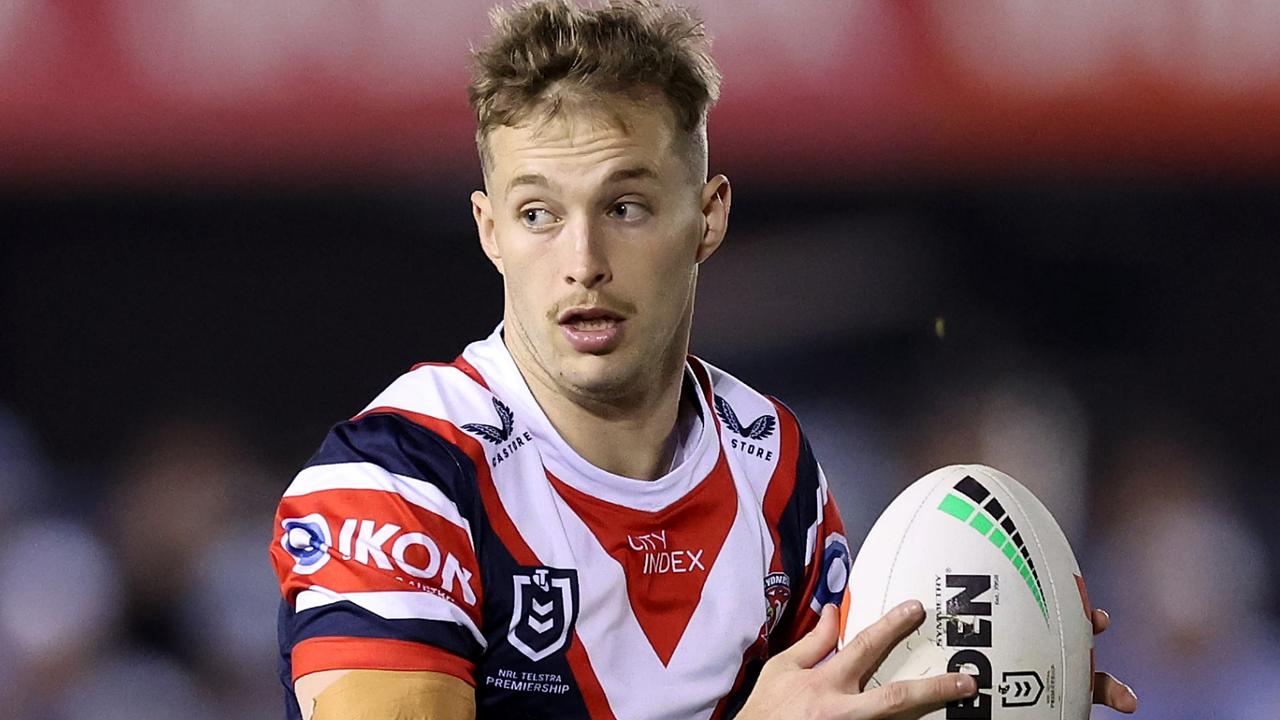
[563,216,611,289]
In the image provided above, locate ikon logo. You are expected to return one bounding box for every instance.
[333,518,477,606]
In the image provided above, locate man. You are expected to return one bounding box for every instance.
[270,2,1138,718]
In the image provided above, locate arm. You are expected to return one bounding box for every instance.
[272,413,488,719]
[296,669,476,720]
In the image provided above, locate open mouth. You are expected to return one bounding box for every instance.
[559,307,623,329]
[557,306,626,353]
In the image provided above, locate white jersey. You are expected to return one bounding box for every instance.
[271,328,850,719]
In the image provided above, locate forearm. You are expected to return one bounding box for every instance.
[300,669,476,720]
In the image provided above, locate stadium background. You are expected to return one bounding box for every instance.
[2,1,1279,718]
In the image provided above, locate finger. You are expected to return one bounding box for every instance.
[774,603,839,670]
[1093,672,1137,713]
[825,600,924,685]
[1091,608,1110,636]
[841,673,977,719]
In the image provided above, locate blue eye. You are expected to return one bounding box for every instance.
[521,208,556,228]
[609,202,649,222]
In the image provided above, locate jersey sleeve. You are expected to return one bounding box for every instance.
[269,412,486,694]
[767,409,851,653]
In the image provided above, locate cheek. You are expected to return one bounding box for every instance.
[654,225,701,287]
[636,246,697,317]
[498,240,549,295]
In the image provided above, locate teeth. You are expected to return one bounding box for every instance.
[571,317,615,331]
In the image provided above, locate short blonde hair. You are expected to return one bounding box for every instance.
[468,0,722,174]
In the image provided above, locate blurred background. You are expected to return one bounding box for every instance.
[2,1,1279,718]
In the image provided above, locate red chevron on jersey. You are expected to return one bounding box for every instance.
[547,453,738,666]
[272,326,850,720]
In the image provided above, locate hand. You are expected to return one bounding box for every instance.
[1090,608,1138,713]
[736,600,977,720]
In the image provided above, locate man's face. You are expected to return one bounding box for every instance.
[471,97,730,405]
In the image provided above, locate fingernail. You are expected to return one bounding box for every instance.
[900,600,923,617]
[957,675,976,695]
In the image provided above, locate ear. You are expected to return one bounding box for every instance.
[471,190,504,274]
[696,174,731,264]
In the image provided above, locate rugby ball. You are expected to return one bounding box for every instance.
[838,465,1093,720]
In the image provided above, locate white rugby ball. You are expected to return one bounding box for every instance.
[838,465,1093,720]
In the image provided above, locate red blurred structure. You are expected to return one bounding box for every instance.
[5,0,1280,186]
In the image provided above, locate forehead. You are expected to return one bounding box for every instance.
[485,99,684,194]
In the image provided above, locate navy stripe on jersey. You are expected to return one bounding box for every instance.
[306,412,480,507]
[274,599,485,720]
[278,409,598,720]
[287,598,486,658]
[278,413,486,717]
[714,641,768,720]
[277,601,305,720]
[770,405,822,652]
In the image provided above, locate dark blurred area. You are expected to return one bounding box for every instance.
[3,2,1280,718]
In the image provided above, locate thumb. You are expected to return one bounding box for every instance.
[777,603,839,669]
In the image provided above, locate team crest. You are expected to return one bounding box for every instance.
[509,567,579,662]
[714,396,776,440]
[762,571,791,638]
[463,397,515,444]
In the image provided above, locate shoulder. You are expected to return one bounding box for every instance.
[691,354,822,476]
[276,357,508,568]
[691,355,837,540]
[307,358,507,497]
[690,355,806,454]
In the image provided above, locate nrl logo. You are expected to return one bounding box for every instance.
[714,396,776,440]
[509,567,580,662]
[463,397,515,444]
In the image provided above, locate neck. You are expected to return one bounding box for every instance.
[504,327,691,481]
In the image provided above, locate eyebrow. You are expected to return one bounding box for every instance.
[607,166,658,183]
[505,166,658,195]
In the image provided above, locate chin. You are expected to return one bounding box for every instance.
[557,353,642,399]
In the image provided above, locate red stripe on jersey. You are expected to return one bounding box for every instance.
[291,636,476,686]
[365,406,618,720]
[547,455,737,667]
[272,489,483,624]
[406,356,491,390]
[564,634,617,720]
[357,407,537,567]
[452,356,490,390]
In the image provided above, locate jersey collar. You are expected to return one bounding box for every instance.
[462,324,721,512]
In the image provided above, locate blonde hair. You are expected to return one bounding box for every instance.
[468,0,722,174]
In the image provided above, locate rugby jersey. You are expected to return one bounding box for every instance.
[270,328,849,719]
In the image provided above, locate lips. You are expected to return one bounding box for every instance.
[558,306,626,353]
